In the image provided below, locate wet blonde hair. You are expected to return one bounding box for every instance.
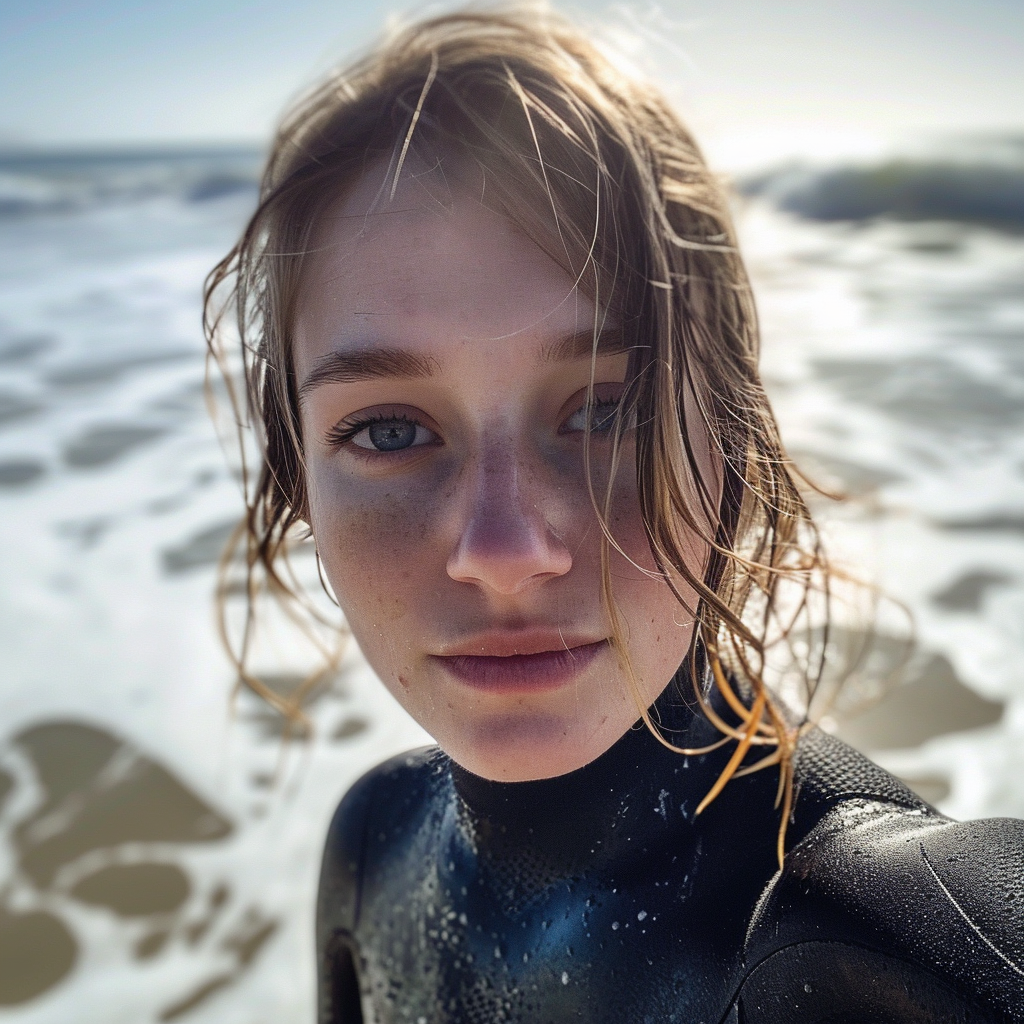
[205,5,830,864]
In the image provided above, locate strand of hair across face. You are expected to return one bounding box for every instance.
[590,431,802,869]
[701,642,801,867]
[629,633,800,870]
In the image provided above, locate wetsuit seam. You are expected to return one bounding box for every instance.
[919,841,1024,981]
[727,936,983,1016]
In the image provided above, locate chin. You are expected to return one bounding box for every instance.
[443,710,625,782]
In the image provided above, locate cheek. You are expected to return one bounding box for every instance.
[603,454,704,686]
[305,457,448,631]
[601,446,658,574]
[602,432,713,591]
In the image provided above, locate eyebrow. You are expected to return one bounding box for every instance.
[542,327,628,362]
[298,347,437,400]
[297,327,628,401]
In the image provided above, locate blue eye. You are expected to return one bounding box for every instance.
[347,416,436,452]
[563,397,621,434]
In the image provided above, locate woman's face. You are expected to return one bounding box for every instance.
[293,163,709,781]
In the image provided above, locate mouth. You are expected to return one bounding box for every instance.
[432,638,609,694]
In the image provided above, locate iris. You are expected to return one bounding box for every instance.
[368,419,417,451]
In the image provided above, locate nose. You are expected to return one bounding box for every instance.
[446,441,573,595]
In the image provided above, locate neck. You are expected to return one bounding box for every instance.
[449,675,727,877]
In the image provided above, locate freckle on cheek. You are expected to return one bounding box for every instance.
[376,593,408,622]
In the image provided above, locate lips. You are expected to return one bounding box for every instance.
[432,636,608,694]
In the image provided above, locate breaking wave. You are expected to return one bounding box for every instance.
[0,147,261,218]
[743,152,1024,228]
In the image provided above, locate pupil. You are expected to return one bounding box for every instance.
[591,403,617,431]
[369,420,417,451]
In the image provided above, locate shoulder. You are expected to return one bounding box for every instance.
[317,745,449,938]
[742,736,1024,1020]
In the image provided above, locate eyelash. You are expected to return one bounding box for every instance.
[560,396,622,434]
[325,413,418,450]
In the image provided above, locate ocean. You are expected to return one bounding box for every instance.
[1,143,1022,1022]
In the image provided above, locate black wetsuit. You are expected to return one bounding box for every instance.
[317,682,1024,1022]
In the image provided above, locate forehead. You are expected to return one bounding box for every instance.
[293,158,609,377]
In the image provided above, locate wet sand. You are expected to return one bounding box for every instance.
[0,665,383,1015]
[0,722,235,1008]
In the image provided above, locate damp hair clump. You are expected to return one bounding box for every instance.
[204,4,834,864]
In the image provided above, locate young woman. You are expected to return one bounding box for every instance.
[205,9,1024,1022]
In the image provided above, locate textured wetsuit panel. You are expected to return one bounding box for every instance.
[788,727,928,827]
[317,696,1024,1023]
[347,733,782,1021]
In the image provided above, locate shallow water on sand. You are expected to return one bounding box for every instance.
[743,199,1024,813]
[1,150,1023,1021]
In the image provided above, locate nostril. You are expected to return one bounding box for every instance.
[446,449,573,593]
[446,507,572,594]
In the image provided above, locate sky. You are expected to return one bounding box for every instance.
[1,0,1022,170]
